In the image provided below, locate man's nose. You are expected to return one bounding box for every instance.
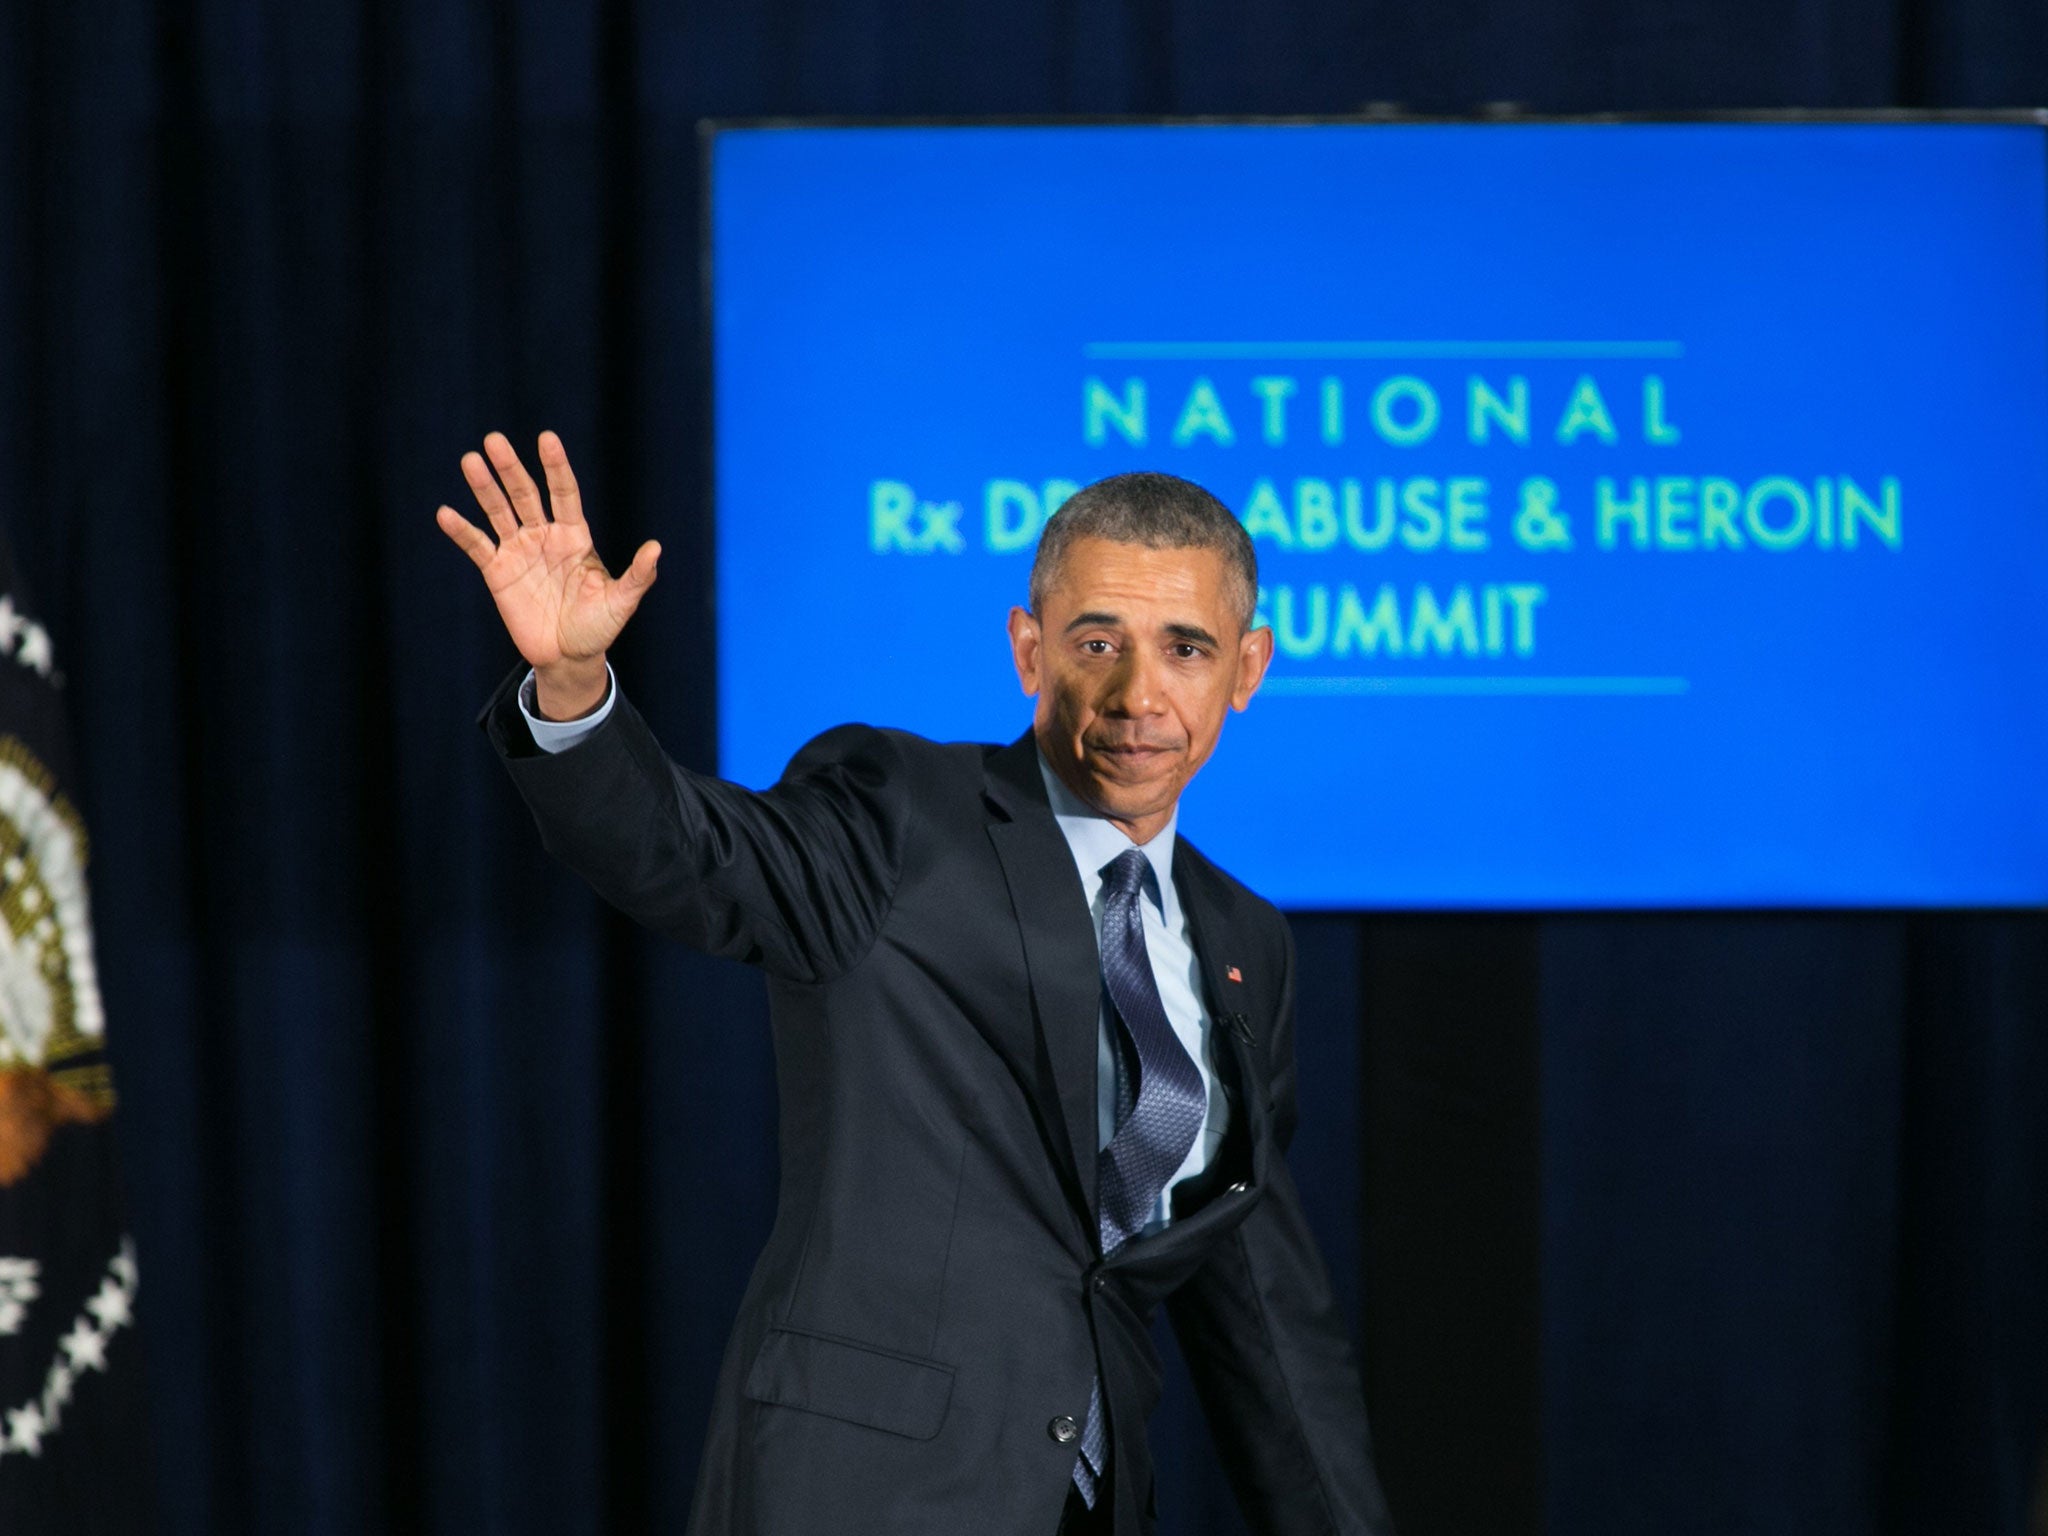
[1101,649,1167,716]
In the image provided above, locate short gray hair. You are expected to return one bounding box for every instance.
[1027,472,1258,629]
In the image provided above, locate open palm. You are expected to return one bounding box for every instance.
[436,431,660,675]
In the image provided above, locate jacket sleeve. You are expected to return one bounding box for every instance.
[1165,920,1398,1536]
[480,665,910,984]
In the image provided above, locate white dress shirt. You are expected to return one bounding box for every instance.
[518,669,1230,1229]
[517,665,620,752]
[1034,755,1228,1233]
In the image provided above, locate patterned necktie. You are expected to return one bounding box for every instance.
[1073,847,1207,1508]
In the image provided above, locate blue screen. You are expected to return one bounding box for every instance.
[712,123,2048,909]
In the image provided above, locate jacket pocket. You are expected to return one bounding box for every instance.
[742,1326,956,1440]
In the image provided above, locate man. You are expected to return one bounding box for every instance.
[437,432,1395,1536]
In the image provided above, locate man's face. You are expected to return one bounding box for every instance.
[1007,536,1273,844]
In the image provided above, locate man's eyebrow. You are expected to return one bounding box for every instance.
[1062,612,1222,649]
[1062,610,1124,633]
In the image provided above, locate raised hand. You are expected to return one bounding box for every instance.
[436,431,659,719]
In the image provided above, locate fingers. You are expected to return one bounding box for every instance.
[435,505,497,571]
[484,431,546,528]
[460,450,519,542]
[537,430,586,527]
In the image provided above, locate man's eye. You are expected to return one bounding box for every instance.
[1172,644,1203,660]
[1081,639,1113,655]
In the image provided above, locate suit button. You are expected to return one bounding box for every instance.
[1093,1274,1109,1292]
[1049,1415,1080,1445]
[1228,1180,1249,1194]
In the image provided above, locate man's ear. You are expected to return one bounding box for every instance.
[1007,606,1043,696]
[1231,623,1274,711]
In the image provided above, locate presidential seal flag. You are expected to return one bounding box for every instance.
[0,536,149,1531]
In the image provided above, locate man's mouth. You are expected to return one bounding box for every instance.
[1088,740,1178,766]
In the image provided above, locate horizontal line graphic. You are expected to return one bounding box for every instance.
[1261,675,1692,697]
[1081,340,1686,360]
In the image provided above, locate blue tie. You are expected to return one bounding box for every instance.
[1072,848,1207,1508]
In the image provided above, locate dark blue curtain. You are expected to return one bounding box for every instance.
[3,2,2044,1533]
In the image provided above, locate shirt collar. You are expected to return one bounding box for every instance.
[1035,748,1181,926]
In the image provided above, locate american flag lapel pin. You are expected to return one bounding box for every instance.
[1226,965,1242,983]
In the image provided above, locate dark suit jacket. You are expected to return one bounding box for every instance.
[485,670,1395,1536]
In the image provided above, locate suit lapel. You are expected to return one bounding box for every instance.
[1084,847,1278,1277]
[1173,846,1274,1188]
[984,733,1102,1223]
[982,741,1283,1245]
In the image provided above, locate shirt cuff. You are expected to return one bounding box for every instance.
[517,665,617,754]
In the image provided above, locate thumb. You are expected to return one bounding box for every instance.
[608,540,661,616]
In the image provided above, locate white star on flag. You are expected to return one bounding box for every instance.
[6,1405,45,1456]
[85,1280,131,1332]
[59,1321,107,1372]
